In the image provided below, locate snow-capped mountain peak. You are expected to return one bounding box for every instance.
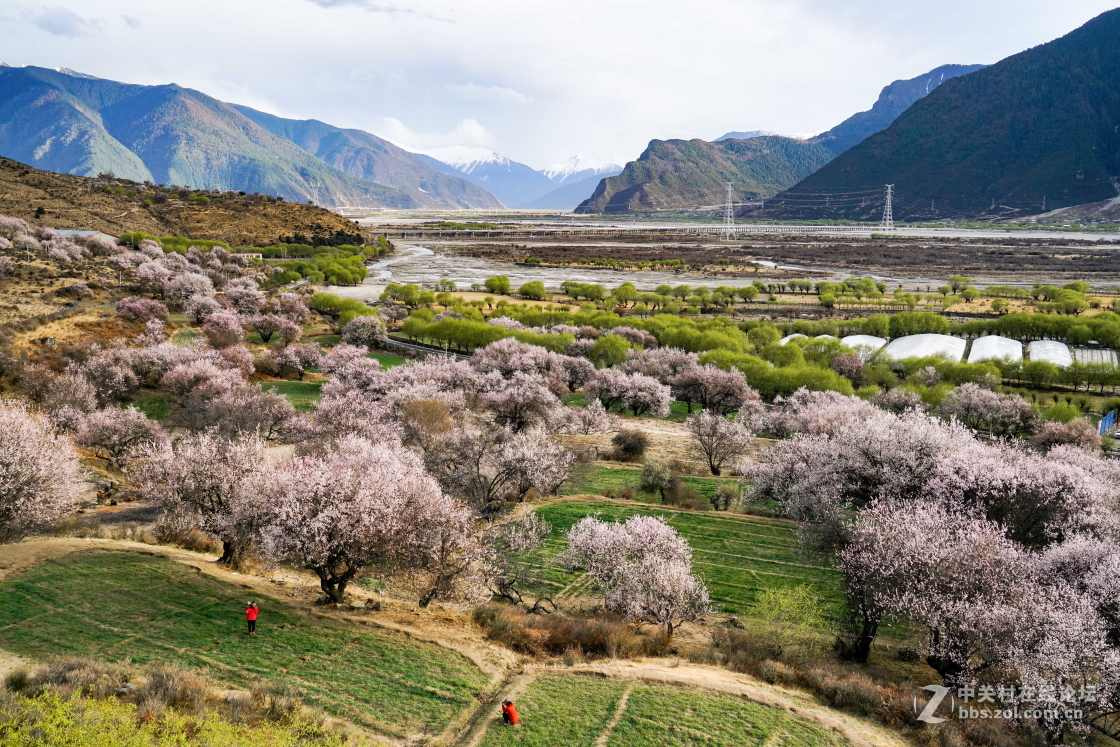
[541,155,622,181]
[789,129,826,140]
[423,146,510,174]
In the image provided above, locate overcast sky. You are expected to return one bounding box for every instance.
[1,0,1116,169]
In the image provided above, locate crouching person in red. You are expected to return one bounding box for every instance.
[501,699,519,726]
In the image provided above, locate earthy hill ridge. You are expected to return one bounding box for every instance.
[767,9,1120,220]
[0,66,493,209]
[229,105,503,209]
[0,156,370,246]
[574,136,834,213]
[575,63,982,214]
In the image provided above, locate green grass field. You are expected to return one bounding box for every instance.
[478,674,849,746]
[369,351,406,368]
[560,464,733,501]
[170,327,201,346]
[526,502,839,617]
[128,391,174,421]
[261,380,324,411]
[0,551,487,739]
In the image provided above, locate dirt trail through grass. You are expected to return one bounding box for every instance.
[452,669,540,747]
[593,679,635,746]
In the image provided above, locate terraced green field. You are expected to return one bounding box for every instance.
[527,502,839,617]
[0,551,487,739]
[478,674,850,746]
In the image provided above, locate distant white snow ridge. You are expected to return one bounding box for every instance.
[423,146,510,174]
[542,155,622,181]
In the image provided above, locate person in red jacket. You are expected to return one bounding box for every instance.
[246,601,259,635]
[501,699,519,726]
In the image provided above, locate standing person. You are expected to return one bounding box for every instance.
[501,699,519,726]
[246,601,259,636]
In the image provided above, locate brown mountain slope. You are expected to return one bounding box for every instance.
[0,157,370,246]
[575,137,833,214]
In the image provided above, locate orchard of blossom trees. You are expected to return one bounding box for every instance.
[9,212,1120,709]
[745,387,1120,731]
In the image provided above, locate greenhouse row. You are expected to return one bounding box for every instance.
[780,331,1109,367]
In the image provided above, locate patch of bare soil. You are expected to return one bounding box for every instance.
[558,418,774,474]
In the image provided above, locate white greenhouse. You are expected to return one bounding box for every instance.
[1073,347,1119,365]
[840,334,887,360]
[881,334,967,362]
[779,334,808,345]
[967,336,1023,364]
[1028,340,1073,368]
[840,334,887,351]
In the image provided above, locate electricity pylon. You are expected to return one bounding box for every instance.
[881,184,894,231]
[721,182,735,241]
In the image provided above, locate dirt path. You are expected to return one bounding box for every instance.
[593,679,635,747]
[449,669,540,747]
[0,537,907,747]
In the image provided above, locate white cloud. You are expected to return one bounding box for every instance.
[442,83,533,105]
[301,0,451,21]
[122,14,141,28]
[374,117,494,152]
[30,6,103,37]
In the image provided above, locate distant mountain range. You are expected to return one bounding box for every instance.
[230,106,502,209]
[419,147,621,208]
[576,63,984,214]
[767,9,1120,220]
[715,130,779,141]
[575,137,834,213]
[0,66,497,209]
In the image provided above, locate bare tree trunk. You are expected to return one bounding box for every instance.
[314,567,354,603]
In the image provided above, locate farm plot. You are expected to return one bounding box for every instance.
[477,674,850,747]
[0,551,487,739]
[527,502,839,616]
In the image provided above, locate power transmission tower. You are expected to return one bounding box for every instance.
[305,177,322,205]
[721,182,735,241]
[880,184,894,231]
